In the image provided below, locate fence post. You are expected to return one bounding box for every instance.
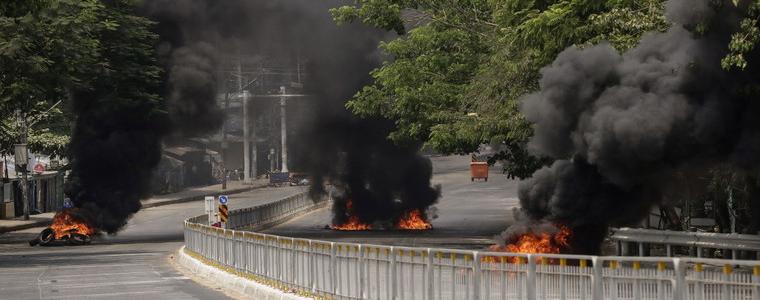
[473,251,481,300]
[232,231,238,271]
[426,248,434,300]
[238,231,244,272]
[560,258,567,300]
[222,228,227,265]
[309,240,316,293]
[358,244,366,299]
[722,264,732,300]
[242,232,248,273]
[331,242,337,296]
[526,255,537,300]
[673,258,685,300]
[693,263,704,300]
[752,265,760,300]
[592,257,603,300]
[291,238,297,287]
[390,246,397,300]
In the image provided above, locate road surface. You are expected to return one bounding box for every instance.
[263,155,521,249]
[0,186,305,300]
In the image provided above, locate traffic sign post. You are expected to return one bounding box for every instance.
[33,163,45,174]
[204,196,215,226]
[218,195,229,228]
[218,204,229,228]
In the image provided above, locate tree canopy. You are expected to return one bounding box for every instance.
[0,0,163,159]
[332,0,668,178]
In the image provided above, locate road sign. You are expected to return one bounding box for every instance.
[204,196,215,225]
[219,195,228,205]
[63,198,73,209]
[219,204,229,226]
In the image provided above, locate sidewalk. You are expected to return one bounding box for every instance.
[0,179,268,233]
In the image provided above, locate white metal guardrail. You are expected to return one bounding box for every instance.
[611,227,760,259]
[184,193,760,300]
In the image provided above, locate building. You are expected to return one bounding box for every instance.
[1,157,65,219]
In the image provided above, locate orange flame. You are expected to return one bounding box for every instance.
[330,200,373,231]
[330,215,373,231]
[50,209,96,239]
[487,225,571,263]
[395,209,432,230]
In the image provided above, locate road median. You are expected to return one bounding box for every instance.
[175,247,311,300]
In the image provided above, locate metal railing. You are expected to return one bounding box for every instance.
[184,193,760,300]
[612,227,760,260]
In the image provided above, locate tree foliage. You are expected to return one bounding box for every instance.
[0,0,103,157]
[333,0,667,178]
[0,0,163,159]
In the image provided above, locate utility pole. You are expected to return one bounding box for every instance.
[221,84,230,190]
[14,111,29,220]
[279,86,288,173]
[238,60,251,184]
[3,157,8,180]
[251,88,257,181]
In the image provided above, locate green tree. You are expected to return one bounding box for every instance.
[0,0,103,158]
[0,0,163,161]
[333,0,667,178]
[64,0,168,218]
[722,1,760,70]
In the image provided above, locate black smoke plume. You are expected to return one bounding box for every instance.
[66,0,438,233]
[507,0,760,254]
[165,43,223,136]
[270,1,442,227]
[143,0,224,137]
[146,0,441,227]
[65,1,169,233]
[65,1,224,233]
[306,118,441,228]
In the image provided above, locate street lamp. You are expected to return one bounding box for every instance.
[14,143,29,220]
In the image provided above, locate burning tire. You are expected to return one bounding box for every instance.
[29,228,55,246]
[29,209,96,247]
[39,228,55,245]
[68,233,91,245]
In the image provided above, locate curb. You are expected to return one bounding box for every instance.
[0,219,52,234]
[0,183,266,234]
[176,247,310,300]
[141,184,265,209]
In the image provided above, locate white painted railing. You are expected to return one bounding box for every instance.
[184,193,760,300]
[611,227,760,259]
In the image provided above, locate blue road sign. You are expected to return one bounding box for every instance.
[219,195,228,204]
[63,198,73,209]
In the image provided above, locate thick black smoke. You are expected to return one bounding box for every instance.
[66,93,168,233]
[67,0,438,233]
[148,0,442,227]
[65,1,170,233]
[143,0,224,137]
[508,0,760,254]
[306,118,441,228]
[65,1,225,233]
[165,43,223,136]
[276,2,442,227]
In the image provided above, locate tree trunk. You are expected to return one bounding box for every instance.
[745,175,760,235]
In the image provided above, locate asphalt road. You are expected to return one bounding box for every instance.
[0,186,306,300]
[263,155,521,249]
